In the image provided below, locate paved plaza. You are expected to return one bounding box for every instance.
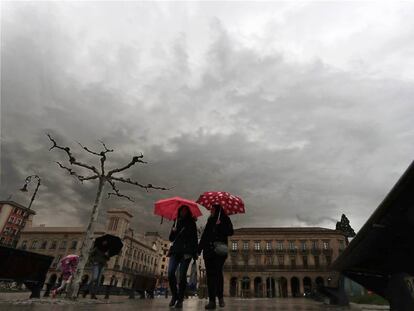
[0,293,388,311]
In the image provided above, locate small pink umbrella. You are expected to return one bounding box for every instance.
[59,254,79,274]
[196,191,245,215]
[154,196,202,221]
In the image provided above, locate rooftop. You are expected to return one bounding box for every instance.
[234,227,341,235]
[0,201,36,214]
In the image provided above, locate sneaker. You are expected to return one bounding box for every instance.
[218,298,225,308]
[205,301,216,310]
[174,300,183,308]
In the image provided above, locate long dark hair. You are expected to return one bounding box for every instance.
[177,205,193,222]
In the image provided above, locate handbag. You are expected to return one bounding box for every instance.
[213,241,228,256]
[167,227,184,257]
[212,209,228,256]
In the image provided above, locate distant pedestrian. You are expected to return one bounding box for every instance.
[83,241,110,299]
[198,204,234,309]
[52,255,79,298]
[167,205,198,309]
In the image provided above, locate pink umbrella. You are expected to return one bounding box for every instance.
[59,254,79,274]
[154,197,202,221]
[196,191,245,215]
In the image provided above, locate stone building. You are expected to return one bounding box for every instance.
[224,227,346,298]
[18,208,163,289]
[0,201,35,247]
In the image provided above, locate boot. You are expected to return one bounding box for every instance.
[174,300,183,308]
[205,301,216,310]
[169,296,177,307]
[218,298,225,308]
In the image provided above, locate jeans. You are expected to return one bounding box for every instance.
[168,254,192,301]
[89,264,104,296]
[204,255,227,302]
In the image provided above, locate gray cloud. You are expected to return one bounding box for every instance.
[1,2,414,237]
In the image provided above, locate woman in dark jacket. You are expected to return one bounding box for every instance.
[198,204,234,309]
[167,205,198,308]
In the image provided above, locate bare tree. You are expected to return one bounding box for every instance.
[47,134,169,299]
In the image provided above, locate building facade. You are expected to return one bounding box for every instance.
[224,227,346,298]
[18,208,163,289]
[0,201,35,247]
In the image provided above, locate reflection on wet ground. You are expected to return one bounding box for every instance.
[0,295,358,311]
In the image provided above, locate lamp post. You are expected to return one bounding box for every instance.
[12,175,41,248]
[20,175,41,210]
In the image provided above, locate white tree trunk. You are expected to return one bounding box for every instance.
[67,177,106,298]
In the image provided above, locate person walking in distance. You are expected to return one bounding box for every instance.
[167,205,198,309]
[83,241,110,299]
[198,204,234,309]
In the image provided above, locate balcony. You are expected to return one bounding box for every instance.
[288,248,298,255]
[275,249,285,254]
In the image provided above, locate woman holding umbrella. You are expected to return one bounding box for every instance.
[198,204,233,309]
[167,205,198,309]
[197,192,244,309]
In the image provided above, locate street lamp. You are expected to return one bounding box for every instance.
[12,175,41,248]
[20,175,41,210]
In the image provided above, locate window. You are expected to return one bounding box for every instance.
[314,255,320,268]
[323,241,330,250]
[254,241,261,251]
[161,265,165,269]
[303,256,308,268]
[255,255,261,265]
[325,255,332,266]
[265,241,272,250]
[243,241,249,250]
[338,240,345,250]
[231,241,238,251]
[49,240,57,249]
[290,256,296,268]
[70,240,78,250]
[30,240,38,249]
[276,241,283,250]
[289,241,296,250]
[59,240,67,249]
[264,256,272,265]
[301,241,307,250]
[278,255,284,267]
[40,240,48,249]
[8,216,14,223]
[312,240,318,250]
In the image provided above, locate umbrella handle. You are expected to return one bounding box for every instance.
[160,217,164,225]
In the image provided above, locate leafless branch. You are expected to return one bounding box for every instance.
[110,176,171,192]
[56,162,99,182]
[107,154,147,176]
[77,142,101,156]
[99,140,114,154]
[47,134,100,175]
[107,179,134,202]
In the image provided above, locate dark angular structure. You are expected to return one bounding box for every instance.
[332,161,414,311]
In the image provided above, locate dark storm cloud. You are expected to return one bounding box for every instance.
[1,2,414,236]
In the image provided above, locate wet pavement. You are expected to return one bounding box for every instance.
[0,293,386,311]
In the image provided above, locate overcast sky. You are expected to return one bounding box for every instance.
[1,1,414,236]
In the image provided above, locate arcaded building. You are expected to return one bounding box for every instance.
[18,208,166,288]
[224,227,346,298]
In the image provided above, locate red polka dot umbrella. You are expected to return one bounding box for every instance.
[196,191,245,215]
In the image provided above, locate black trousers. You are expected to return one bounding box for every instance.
[204,254,227,302]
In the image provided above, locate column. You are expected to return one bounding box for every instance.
[275,278,280,297]
[287,277,292,297]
